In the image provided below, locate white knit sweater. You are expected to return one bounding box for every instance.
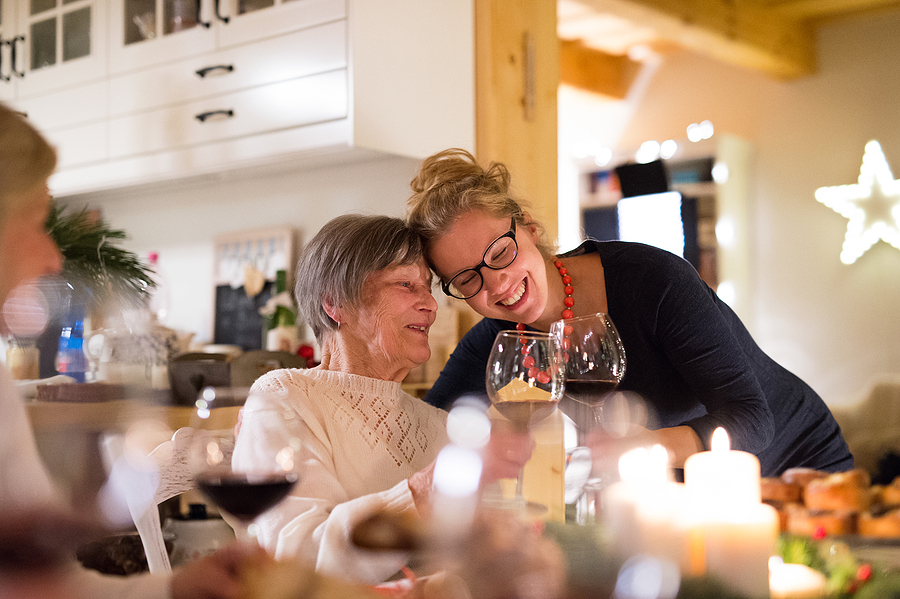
[231,366,449,583]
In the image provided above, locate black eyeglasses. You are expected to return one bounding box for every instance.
[441,217,518,299]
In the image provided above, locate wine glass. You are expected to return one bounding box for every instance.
[189,387,299,544]
[550,313,626,524]
[485,330,564,509]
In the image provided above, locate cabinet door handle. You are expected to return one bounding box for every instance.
[197,0,212,28]
[0,39,9,83]
[195,64,234,78]
[195,109,234,123]
[214,0,230,24]
[10,36,25,78]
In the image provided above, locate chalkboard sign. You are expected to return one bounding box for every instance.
[213,282,274,351]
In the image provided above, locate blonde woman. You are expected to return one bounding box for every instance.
[407,148,852,477]
[0,103,257,599]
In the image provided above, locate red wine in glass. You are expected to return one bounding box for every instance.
[196,472,298,523]
[563,379,620,407]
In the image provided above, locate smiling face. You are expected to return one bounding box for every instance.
[339,259,438,382]
[0,183,62,305]
[429,210,550,327]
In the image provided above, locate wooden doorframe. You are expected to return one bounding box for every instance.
[475,0,559,245]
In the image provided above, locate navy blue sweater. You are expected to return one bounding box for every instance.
[426,241,852,477]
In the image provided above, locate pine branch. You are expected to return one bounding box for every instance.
[45,203,156,307]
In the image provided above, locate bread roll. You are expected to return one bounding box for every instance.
[805,471,870,513]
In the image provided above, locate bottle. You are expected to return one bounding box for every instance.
[264,270,298,352]
[57,318,88,383]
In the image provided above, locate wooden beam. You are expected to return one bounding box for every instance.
[559,39,642,99]
[760,0,900,20]
[576,0,817,79]
[475,0,559,238]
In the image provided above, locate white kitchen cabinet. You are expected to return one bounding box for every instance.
[50,0,475,197]
[109,69,346,157]
[108,0,343,74]
[108,19,345,116]
[0,0,106,100]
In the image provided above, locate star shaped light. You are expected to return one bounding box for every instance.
[815,140,900,264]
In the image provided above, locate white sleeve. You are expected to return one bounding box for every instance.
[232,390,416,584]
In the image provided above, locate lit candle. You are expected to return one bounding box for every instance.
[602,447,650,559]
[769,558,827,599]
[684,428,779,599]
[684,427,761,509]
[604,445,687,565]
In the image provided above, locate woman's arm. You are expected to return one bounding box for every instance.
[635,248,775,454]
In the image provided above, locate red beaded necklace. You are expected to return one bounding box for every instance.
[514,258,573,382]
[516,257,573,332]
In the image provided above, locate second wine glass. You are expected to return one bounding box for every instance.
[485,330,564,509]
[551,313,626,523]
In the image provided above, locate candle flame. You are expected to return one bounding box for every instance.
[711,427,730,453]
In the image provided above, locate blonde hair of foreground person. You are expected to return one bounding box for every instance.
[0,104,56,225]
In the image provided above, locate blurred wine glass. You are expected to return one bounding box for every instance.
[189,388,298,543]
[550,313,626,524]
[485,330,564,510]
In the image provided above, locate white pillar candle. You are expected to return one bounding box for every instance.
[769,559,827,599]
[684,428,778,599]
[603,445,686,563]
[701,502,780,599]
[684,427,761,509]
[636,480,691,571]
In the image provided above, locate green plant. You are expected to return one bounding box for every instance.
[45,202,156,308]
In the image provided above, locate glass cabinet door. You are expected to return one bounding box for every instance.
[27,0,92,71]
[13,0,105,98]
[123,0,204,46]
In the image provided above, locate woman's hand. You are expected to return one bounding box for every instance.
[587,424,703,473]
[408,421,535,515]
[170,541,266,599]
[480,420,535,484]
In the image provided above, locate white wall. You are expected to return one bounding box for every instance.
[578,9,900,408]
[61,153,420,344]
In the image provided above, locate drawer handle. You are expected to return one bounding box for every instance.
[214,0,230,24]
[195,64,234,78]
[10,36,24,78]
[195,109,234,123]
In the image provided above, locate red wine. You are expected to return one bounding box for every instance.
[196,472,298,522]
[494,399,559,429]
[564,379,618,407]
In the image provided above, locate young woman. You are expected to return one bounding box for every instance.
[407,148,853,477]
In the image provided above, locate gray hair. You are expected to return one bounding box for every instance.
[0,104,56,226]
[295,214,426,342]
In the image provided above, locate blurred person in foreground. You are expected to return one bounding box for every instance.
[231,214,533,584]
[0,102,259,599]
[406,148,853,477]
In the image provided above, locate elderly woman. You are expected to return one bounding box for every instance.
[0,103,255,599]
[232,214,530,584]
[406,148,853,478]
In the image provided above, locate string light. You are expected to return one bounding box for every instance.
[815,140,900,264]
